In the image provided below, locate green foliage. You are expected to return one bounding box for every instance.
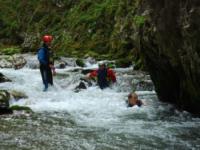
[0,46,21,55]
[134,15,146,27]
[0,0,144,69]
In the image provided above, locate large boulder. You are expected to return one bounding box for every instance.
[139,0,200,114]
[0,90,12,115]
[0,55,26,69]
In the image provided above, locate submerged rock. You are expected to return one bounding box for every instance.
[0,90,12,115]
[10,90,28,100]
[75,82,87,90]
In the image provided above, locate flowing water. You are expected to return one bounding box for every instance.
[0,56,200,150]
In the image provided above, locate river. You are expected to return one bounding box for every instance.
[0,56,199,150]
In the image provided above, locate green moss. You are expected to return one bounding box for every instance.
[10,105,33,113]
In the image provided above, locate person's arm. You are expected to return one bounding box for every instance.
[107,69,116,82]
[89,70,98,78]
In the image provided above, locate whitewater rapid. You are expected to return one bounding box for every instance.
[0,59,200,149]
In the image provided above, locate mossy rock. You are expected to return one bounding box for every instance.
[10,105,33,113]
[0,90,10,108]
[115,59,132,68]
[76,59,85,67]
[0,90,12,115]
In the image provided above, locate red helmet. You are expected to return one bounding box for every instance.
[42,35,53,43]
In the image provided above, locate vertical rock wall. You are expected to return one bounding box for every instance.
[140,0,200,114]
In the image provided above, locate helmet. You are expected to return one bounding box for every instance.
[42,35,53,43]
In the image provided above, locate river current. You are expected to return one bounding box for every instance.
[0,56,199,150]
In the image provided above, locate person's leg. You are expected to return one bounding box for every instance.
[47,67,53,85]
[43,69,48,91]
[40,65,45,85]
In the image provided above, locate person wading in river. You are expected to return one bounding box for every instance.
[87,62,116,89]
[37,35,56,92]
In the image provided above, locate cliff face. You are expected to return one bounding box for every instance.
[140,0,200,114]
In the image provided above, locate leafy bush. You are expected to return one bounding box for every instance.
[0,47,21,55]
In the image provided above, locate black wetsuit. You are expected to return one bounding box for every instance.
[127,100,143,107]
[38,44,53,89]
[97,68,109,89]
[48,49,54,85]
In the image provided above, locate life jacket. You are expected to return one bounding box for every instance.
[37,44,49,65]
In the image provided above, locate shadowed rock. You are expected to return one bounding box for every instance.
[0,90,12,115]
[0,73,11,83]
[139,0,200,114]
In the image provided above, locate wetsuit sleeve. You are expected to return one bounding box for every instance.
[107,69,116,82]
[89,70,98,78]
[38,48,47,65]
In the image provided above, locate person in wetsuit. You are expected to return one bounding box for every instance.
[88,62,116,89]
[127,92,143,107]
[37,35,55,91]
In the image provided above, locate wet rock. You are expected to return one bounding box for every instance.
[0,90,12,115]
[81,69,94,75]
[76,59,85,67]
[10,90,28,100]
[74,82,87,93]
[0,73,11,83]
[80,77,93,86]
[60,57,76,67]
[0,55,26,69]
[59,62,66,69]
[76,82,87,90]
[136,80,154,91]
[12,55,27,70]
[54,60,67,69]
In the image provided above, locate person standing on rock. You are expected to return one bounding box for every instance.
[37,35,56,91]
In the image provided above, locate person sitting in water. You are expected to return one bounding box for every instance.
[87,62,116,89]
[127,92,143,107]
